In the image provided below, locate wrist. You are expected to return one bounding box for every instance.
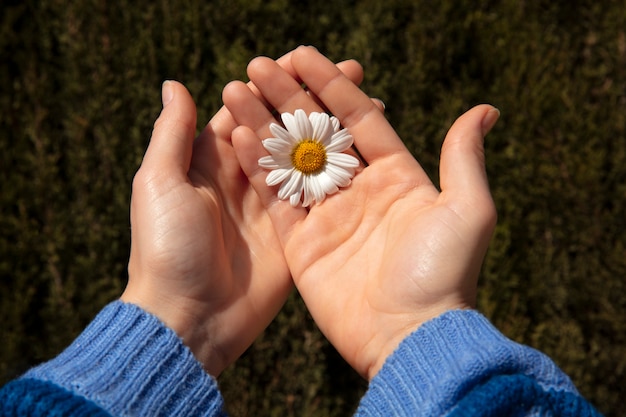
[119,286,226,376]
[24,301,224,415]
[366,304,472,380]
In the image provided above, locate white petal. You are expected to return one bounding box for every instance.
[302,176,318,207]
[258,155,280,169]
[281,112,297,137]
[262,137,293,154]
[308,175,327,205]
[330,116,341,132]
[310,113,333,144]
[273,154,293,166]
[282,111,302,139]
[313,180,328,204]
[289,192,301,207]
[269,123,296,144]
[278,170,303,201]
[325,164,354,187]
[325,129,354,153]
[294,109,313,139]
[301,177,311,207]
[259,154,292,169]
[327,152,360,169]
[266,168,293,186]
[317,171,339,196]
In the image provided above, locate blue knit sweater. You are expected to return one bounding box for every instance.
[0,302,602,416]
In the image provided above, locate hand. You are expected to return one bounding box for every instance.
[224,46,499,379]
[120,51,367,376]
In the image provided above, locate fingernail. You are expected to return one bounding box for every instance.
[373,98,386,110]
[162,80,174,108]
[482,107,500,135]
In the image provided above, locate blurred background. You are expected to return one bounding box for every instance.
[1,0,625,415]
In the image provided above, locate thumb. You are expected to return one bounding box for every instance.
[141,80,198,175]
[439,104,499,200]
[439,104,499,240]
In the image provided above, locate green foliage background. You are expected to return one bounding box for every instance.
[1,0,625,415]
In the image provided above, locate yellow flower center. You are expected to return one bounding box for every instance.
[291,139,327,175]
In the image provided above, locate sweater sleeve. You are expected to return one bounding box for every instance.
[0,301,226,417]
[355,309,603,417]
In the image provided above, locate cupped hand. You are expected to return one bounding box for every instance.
[225,46,499,380]
[121,52,366,376]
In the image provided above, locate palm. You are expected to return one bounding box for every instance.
[283,155,483,378]
[227,47,497,379]
[123,55,367,375]
[126,105,290,376]
[190,116,287,295]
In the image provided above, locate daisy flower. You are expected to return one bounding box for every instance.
[258,109,360,207]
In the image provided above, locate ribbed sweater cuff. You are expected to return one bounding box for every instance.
[23,301,225,417]
[357,309,577,416]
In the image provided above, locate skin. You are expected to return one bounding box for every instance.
[120,51,367,377]
[224,46,500,380]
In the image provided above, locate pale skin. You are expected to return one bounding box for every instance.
[224,46,500,380]
[121,45,499,382]
[120,51,367,377]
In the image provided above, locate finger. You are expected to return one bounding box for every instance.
[372,98,386,113]
[335,59,365,86]
[269,51,371,114]
[231,125,305,241]
[290,46,409,165]
[223,56,327,141]
[204,56,364,141]
[234,55,374,132]
[230,125,282,206]
[202,53,367,188]
[303,92,384,118]
[223,77,366,171]
[222,80,275,138]
[296,57,366,115]
[202,53,299,142]
[141,81,197,176]
[243,55,366,126]
[248,53,365,102]
[439,104,499,229]
[245,53,364,119]
[439,104,498,197]
[247,56,328,120]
